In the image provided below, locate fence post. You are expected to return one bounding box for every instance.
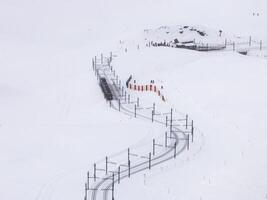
[87,171,90,190]
[149,153,151,169]
[128,94,130,103]
[186,114,188,129]
[249,36,252,46]
[134,104,137,118]
[118,166,120,184]
[166,116,168,127]
[260,40,262,50]
[92,58,95,70]
[151,110,154,122]
[127,148,131,178]
[153,139,155,155]
[85,183,87,200]
[119,99,121,111]
[137,98,139,107]
[165,132,167,147]
[127,147,130,161]
[108,58,111,68]
[94,163,96,181]
[112,173,114,200]
[128,160,131,178]
[101,53,103,64]
[174,142,177,158]
[105,156,108,175]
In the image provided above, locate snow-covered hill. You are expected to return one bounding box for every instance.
[0,0,267,200]
[143,25,225,44]
[113,47,267,200]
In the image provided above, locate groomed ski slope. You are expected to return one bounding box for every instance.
[1,0,267,200]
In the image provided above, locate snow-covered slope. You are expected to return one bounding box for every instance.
[0,0,267,200]
[113,47,267,200]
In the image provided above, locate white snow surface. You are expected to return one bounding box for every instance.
[0,0,267,200]
[114,48,267,200]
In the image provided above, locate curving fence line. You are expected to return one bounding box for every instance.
[146,37,267,53]
[87,53,195,200]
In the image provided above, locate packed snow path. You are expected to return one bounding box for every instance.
[87,54,193,200]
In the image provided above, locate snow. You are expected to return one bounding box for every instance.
[113,47,267,200]
[1,0,267,200]
[248,49,267,58]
